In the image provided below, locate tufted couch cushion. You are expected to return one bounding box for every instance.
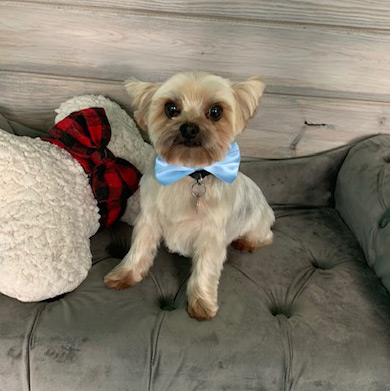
[240,145,349,208]
[1,114,390,391]
[336,135,390,292]
[3,209,389,391]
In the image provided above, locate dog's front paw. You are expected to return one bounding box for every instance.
[188,298,218,321]
[104,267,144,290]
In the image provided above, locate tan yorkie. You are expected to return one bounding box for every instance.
[104,72,274,320]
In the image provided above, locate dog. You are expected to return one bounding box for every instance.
[104,72,275,320]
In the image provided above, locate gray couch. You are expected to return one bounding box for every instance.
[1,114,390,391]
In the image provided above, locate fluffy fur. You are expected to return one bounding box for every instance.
[104,72,275,320]
[0,129,100,301]
[0,95,153,302]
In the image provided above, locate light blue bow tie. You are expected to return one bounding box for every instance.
[155,142,241,186]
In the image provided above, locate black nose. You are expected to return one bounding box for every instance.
[180,123,199,139]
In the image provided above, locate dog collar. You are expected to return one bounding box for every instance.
[189,170,211,181]
[155,142,241,186]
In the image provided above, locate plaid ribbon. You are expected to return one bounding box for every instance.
[42,107,141,228]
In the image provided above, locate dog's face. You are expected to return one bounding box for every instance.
[125,72,265,167]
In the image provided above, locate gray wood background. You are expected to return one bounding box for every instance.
[1,0,389,157]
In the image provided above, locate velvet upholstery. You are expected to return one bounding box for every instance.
[335,135,390,292]
[1,114,389,391]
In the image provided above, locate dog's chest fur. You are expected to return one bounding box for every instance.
[141,171,234,256]
[139,165,274,260]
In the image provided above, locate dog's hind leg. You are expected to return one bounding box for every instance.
[231,219,273,253]
[231,231,273,252]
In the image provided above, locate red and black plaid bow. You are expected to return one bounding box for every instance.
[43,107,141,229]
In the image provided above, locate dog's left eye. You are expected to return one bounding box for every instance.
[207,105,223,121]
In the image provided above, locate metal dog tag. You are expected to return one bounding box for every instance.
[191,180,206,213]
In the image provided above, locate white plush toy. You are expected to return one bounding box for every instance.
[0,95,153,302]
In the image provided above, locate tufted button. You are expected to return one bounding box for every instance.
[161,304,177,311]
[379,210,390,229]
[270,306,292,319]
[311,261,328,270]
[384,156,390,163]
[159,298,178,312]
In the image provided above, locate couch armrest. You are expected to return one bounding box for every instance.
[335,135,390,292]
[0,113,48,138]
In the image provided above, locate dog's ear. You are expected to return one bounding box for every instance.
[232,77,265,132]
[125,78,159,131]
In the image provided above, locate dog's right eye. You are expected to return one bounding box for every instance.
[164,102,181,119]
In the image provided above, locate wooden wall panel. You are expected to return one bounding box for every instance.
[1,72,388,158]
[1,3,390,101]
[16,0,390,30]
[1,1,390,157]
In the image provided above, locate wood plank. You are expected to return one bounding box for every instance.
[15,0,390,30]
[1,71,389,158]
[1,4,390,101]
[0,73,128,130]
